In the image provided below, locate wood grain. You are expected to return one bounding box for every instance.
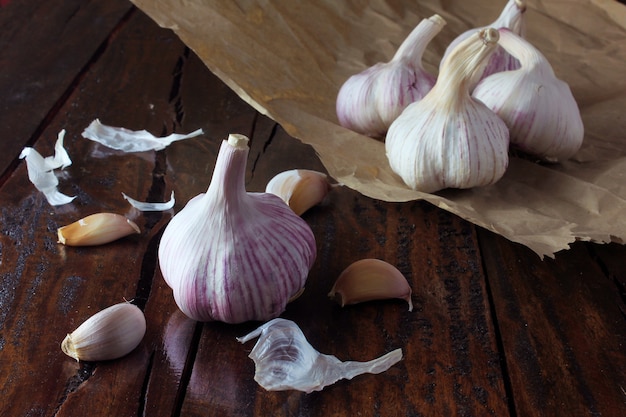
[0,2,624,417]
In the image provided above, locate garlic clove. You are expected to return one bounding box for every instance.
[158,134,317,323]
[57,213,141,246]
[237,318,403,393]
[386,28,510,193]
[61,302,146,362]
[440,0,526,80]
[336,14,446,137]
[265,169,334,215]
[472,29,584,161]
[328,259,413,311]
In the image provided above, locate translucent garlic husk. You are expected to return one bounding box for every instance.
[386,28,509,193]
[472,29,584,161]
[158,134,317,323]
[336,14,446,138]
[237,318,403,393]
[441,0,526,80]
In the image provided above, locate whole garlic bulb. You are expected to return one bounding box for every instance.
[440,0,526,80]
[336,14,446,138]
[472,29,584,161]
[386,28,509,193]
[158,134,317,323]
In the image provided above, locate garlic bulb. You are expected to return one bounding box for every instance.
[440,0,526,80]
[328,259,413,311]
[57,213,140,246]
[158,134,317,323]
[336,14,446,137]
[237,318,403,393]
[265,169,334,215]
[61,302,146,361]
[386,28,509,193]
[473,29,584,161]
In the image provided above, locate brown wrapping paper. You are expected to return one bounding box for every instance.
[131,0,626,258]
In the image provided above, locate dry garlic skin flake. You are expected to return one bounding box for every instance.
[158,134,317,324]
[386,28,509,193]
[237,318,403,393]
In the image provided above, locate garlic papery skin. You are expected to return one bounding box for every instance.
[158,134,317,324]
[265,169,334,215]
[61,302,146,362]
[57,213,141,246]
[386,28,510,193]
[336,14,446,137]
[237,318,403,393]
[440,0,526,80]
[328,259,413,311]
[472,29,584,161]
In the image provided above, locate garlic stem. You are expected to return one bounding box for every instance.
[434,28,500,106]
[497,28,553,77]
[391,14,446,63]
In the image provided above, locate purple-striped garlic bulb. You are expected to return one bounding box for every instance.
[473,29,584,162]
[336,14,446,138]
[440,0,526,81]
[158,134,317,323]
[386,28,509,193]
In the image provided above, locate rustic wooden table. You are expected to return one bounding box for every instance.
[1,1,625,416]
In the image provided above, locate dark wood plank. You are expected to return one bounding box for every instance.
[0,0,132,180]
[0,8,189,417]
[479,232,626,416]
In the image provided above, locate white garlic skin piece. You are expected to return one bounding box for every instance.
[440,0,526,80]
[237,318,403,393]
[336,14,446,137]
[158,134,317,324]
[386,28,509,193]
[61,302,146,362]
[473,29,584,161]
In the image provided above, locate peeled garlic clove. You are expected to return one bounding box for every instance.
[473,29,584,161]
[237,318,403,393]
[158,134,317,323]
[265,169,333,215]
[386,28,509,193]
[328,259,413,311]
[440,0,526,80]
[61,302,146,361]
[336,14,446,137]
[57,213,141,246]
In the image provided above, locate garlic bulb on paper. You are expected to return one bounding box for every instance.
[237,318,403,393]
[61,302,146,362]
[386,28,509,193]
[440,0,526,80]
[473,29,584,161]
[336,14,446,137]
[158,134,317,323]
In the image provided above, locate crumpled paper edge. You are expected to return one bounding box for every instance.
[130,0,626,258]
